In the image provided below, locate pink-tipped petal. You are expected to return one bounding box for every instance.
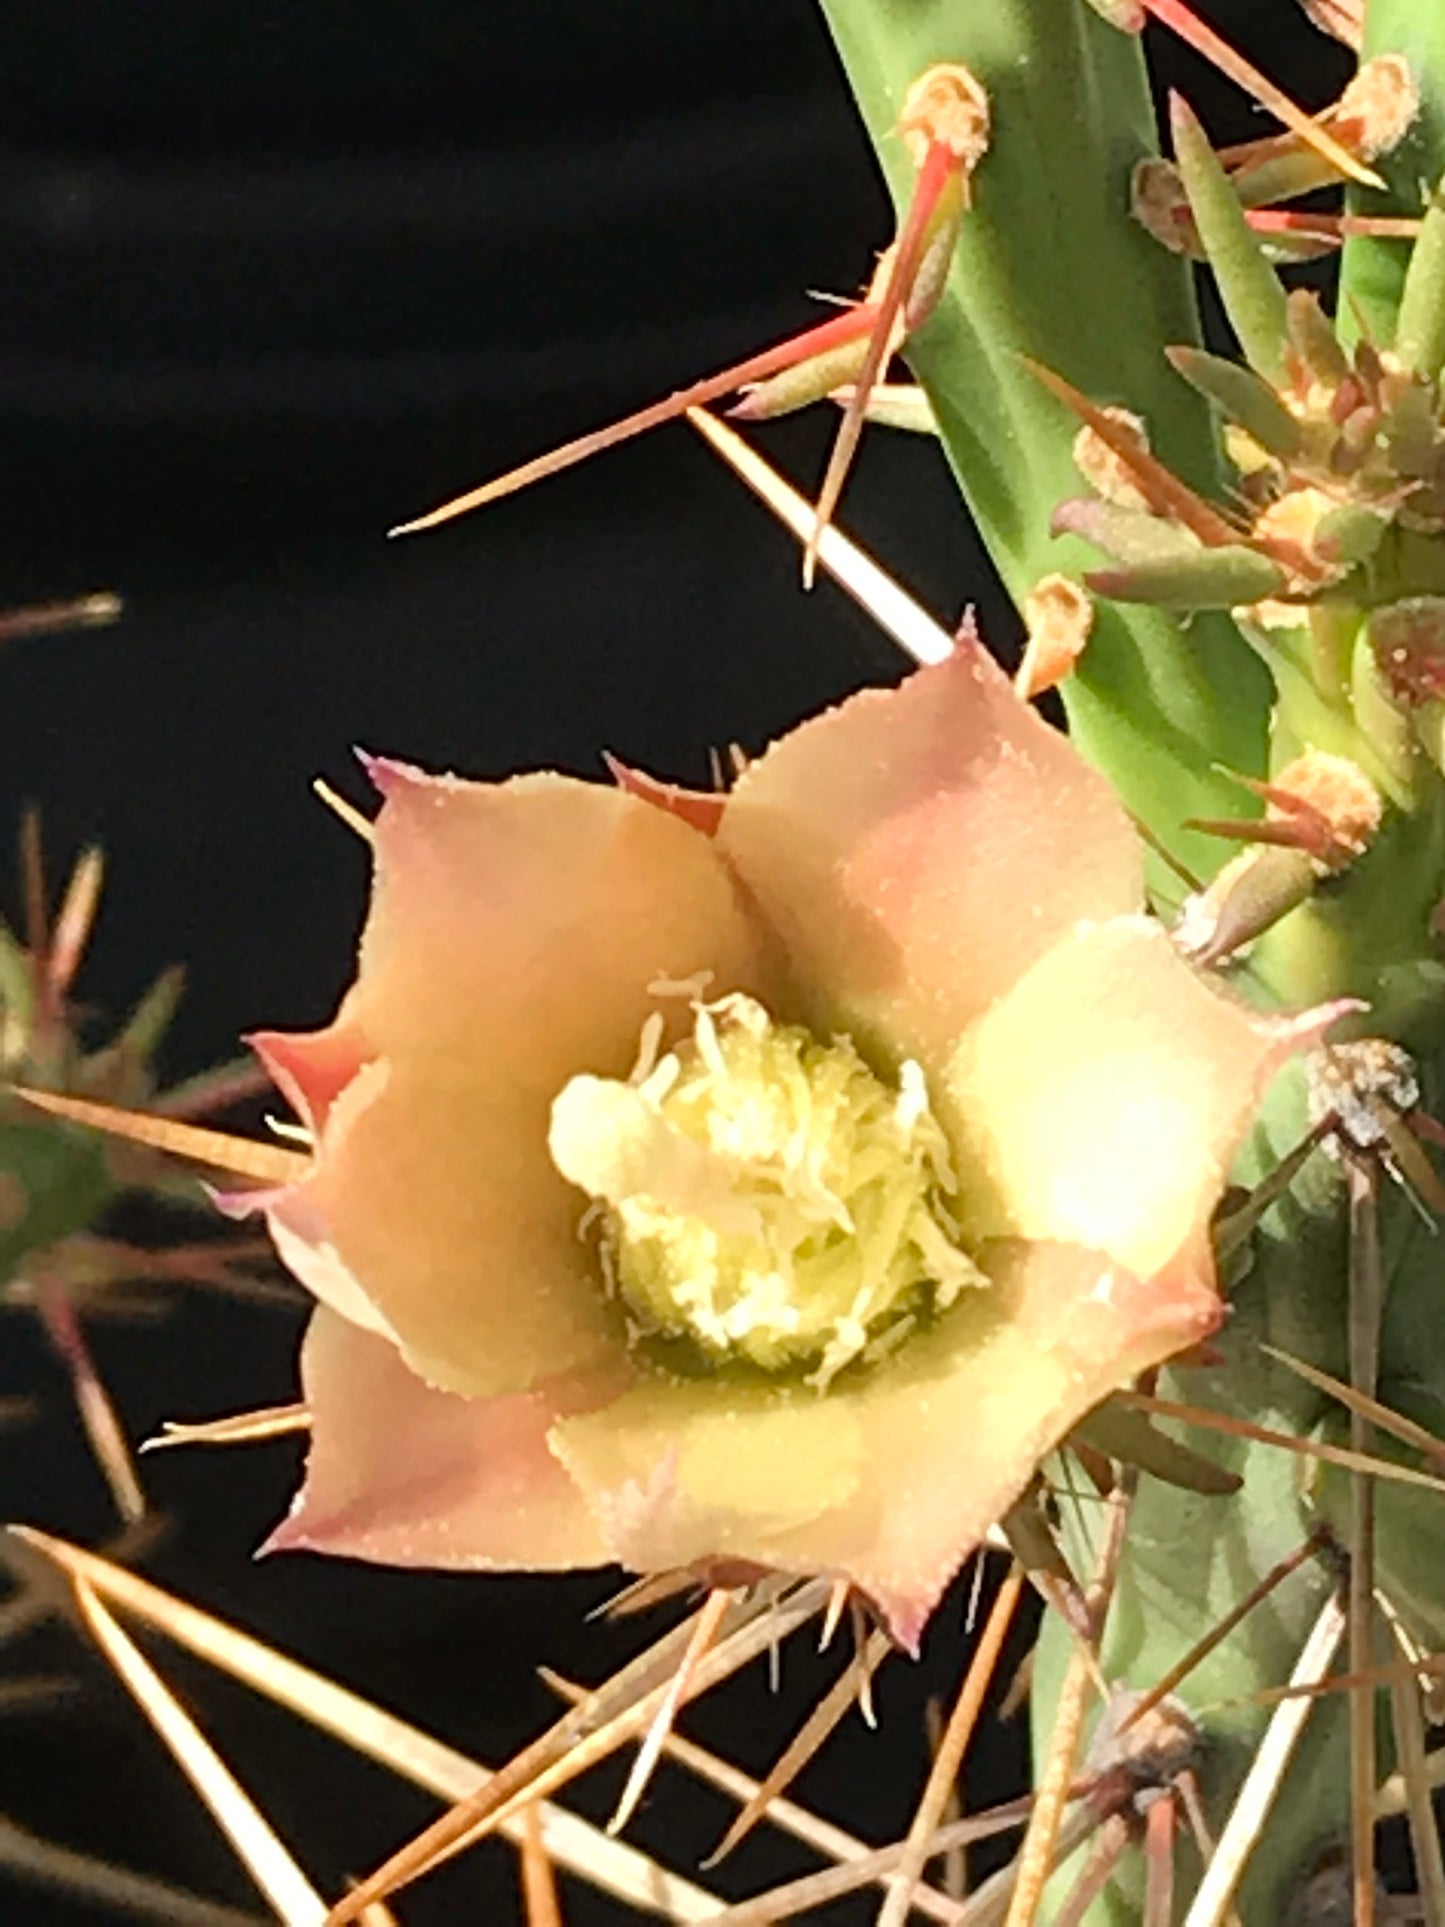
[941,916,1319,1277]
[269,1307,621,1569]
[601,753,727,836]
[247,1019,371,1136]
[716,639,1144,1069]
[274,770,776,1395]
[551,1236,1219,1649]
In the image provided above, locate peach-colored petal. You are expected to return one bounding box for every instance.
[551,1236,1219,1649]
[940,916,1310,1277]
[350,762,776,1078]
[268,1307,621,1569]
[715,633,1144,1067]
[276,769,777,1395]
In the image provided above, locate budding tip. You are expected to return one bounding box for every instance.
[1168,90,1199,136]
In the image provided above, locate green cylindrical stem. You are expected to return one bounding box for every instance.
[813,6,1445,1923]
[815,0,1271,867]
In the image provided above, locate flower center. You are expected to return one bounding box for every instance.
[548,994,981,1386]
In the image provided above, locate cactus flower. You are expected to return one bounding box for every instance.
[251,636,1323,1647]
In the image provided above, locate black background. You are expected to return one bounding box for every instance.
[0,5,1348,1921]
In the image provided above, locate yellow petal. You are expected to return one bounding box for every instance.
[552,1236,1218,1648]
[943,916,1293,1276]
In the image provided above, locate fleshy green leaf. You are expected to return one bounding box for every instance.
[1170,93,1289,383]
[1087,547,1285,611]
[1165,345,1303,459]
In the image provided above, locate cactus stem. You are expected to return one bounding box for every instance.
[1119,1530,1331,1743]
[878,1562,1024,1927]
[1345,1157,1382,1927]
[1183,1593,1347,1927]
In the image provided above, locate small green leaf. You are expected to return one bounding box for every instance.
[846,384,939,434]
[1088,546,1285,610]
[1286,288,1350,387]
[1052,496,1208,567]
[730,336,873,422]
[1165,345,1302,460]
[1394,169,1445,381]
[1315,502,1390,569]
[1171,92,1289,382]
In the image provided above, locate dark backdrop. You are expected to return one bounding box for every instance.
[0,6,1346,1920]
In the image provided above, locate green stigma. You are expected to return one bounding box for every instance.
[548,994,981,1387]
